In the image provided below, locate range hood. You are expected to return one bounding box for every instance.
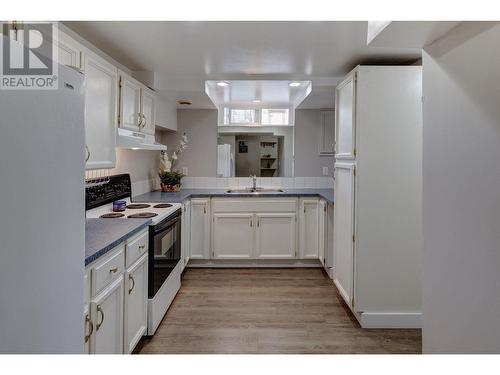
[116,128,167,151]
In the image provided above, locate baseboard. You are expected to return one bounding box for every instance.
[360,312,421,329]
[325,266,334,280]
[187,259,322,268]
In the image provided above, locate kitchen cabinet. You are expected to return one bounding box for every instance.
[82,49,118,170]
[90,276,124,354]
[335,72,356,160]
[119,74,142,132]
[83,306,91,354]
[319,110,335,155]
[181,200,191,270]
[141,88,156,136]
[124,254,148,354]
[212,213,254,259]
[318,199,327,266]
[155,95,178,131]
[333,163,355,308]
[299,199,320,259]
[189,198,211,259]
[57,31,83,69]
[255,213,296,259]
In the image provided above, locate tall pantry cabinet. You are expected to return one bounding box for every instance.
[333,66,422,328]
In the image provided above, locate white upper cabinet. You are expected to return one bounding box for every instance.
[333,162,356,309]
[155,96,178,131]
[212,213,254,259]
[82,50,118,170]
[255,213,296,259]
[119,74,142,132]
[335,72,356,159]
[141,88,156,136]
[319,110,335,155]
[57,31,83,70]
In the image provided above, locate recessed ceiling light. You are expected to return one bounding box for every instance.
[289,82,301,87]
[217,81,229,87]
[252,99,261,103]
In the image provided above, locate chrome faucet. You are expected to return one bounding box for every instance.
[250,174,257,190]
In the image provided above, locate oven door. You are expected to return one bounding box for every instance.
[148,210,181,298]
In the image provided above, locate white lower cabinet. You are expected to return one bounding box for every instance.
[90,277,124,354]
[190,199,210,259]
[124,254,148,354]
[318,200,327,266]
[212,213,254,259]
[255,213,296,259]
[299,199,320,259]
[181,200,191,270]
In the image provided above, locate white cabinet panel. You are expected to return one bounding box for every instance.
[299,199,320,259]
[333,163,355,308]
[181,200,191,270]
[90,277,124,354]
[82,51,117,170]
[335,72,356,160]
[190,199,210,259]
[141,88,156,136]
[319,110,335,155]
[255,213,296,259]
[124,254,148,354]
[57,32,82,69]
[212,213,254,259]
[119,75,142,132]
[318,200,327,266]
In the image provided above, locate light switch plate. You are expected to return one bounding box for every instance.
[183,167,188,176]
[323,166,329,176]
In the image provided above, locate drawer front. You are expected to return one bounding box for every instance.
[212,198,297,213]
[92,244,125,296]
[126,229,149,268]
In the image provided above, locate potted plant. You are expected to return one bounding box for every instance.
[159,133,188,192]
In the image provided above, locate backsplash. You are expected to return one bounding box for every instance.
[181,176,334,189]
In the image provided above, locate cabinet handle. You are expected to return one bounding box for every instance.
[96,305,104,331]
[257,218,259,227]
[204,204,206,214]
[138,113,144,127]
[85,144,90,162]
[250,219,252,227]
[128,274,135,295]
[142,114,147,127]
[139,244,146,252]
[84,314,93,343]
[109,267,118,273]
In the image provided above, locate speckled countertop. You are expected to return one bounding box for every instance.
[85,218,151,266]
[134,188,334,204]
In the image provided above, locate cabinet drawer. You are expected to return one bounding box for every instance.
[212,198,297,213]
[126,229,149,268]
[92,244,125,296]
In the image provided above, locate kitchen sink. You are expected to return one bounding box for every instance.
[225,188,285,194]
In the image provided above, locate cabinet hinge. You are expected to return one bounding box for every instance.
[352,233,355,242]
[119,77,122,88]
[353,148,357,157]
[353,167,356,177]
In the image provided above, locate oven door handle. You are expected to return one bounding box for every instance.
[154,215,181,235]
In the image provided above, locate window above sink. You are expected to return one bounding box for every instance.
[222,107,290,126]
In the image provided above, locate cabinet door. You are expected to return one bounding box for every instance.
[255,213,296,259]
[119,75,142,132]
[299,199,319,259]
[212,213,254,259]
[319,110,335,155]
[335,72,356,160]
[333,163,356,308]
[124,254,148,354]
[90,277,124,354]
[82,51,117,170]
[58,32,82,69]
[189,199,210,259]
[318,200,327,266]
[141,89,156,136]
[183,200,191,267]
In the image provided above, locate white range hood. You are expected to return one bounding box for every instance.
[116,128,167,151]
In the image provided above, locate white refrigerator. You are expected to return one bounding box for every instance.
[0,63,86,353]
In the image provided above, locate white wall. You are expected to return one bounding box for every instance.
[422,22,500,353]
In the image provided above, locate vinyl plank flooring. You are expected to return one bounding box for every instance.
[135,268,421,354]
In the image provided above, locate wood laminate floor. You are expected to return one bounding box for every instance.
[136,268,421,354]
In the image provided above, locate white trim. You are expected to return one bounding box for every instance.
[187,259,321,268]
[360,312,422,329]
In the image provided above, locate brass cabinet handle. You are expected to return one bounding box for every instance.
[109,267,118,273]
[85,144,90,162]
[96,304,104,331]
[142,114,147,127]
[128,274,135,295]
[139,244,146,252]
[250,219,252,227]
[257,218,260,227]
[138,113,144,127]
[204,204,206,214]
[84,314,93,343]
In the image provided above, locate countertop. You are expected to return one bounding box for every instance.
[134,188,334,204]
[85,218,151,266]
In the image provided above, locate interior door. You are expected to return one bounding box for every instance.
[82,51,118,170]
[335,72,356,160]
[119,75,142,132]
[90,277,124,354]
[124,254,148,354]
[255,213,296,259]
[333,162,356,308]
[212,213,254,259]
[141,89,156,135]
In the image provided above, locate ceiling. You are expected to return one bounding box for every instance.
[65,21,422,109]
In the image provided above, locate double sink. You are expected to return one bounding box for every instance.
[226,187,285,194]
